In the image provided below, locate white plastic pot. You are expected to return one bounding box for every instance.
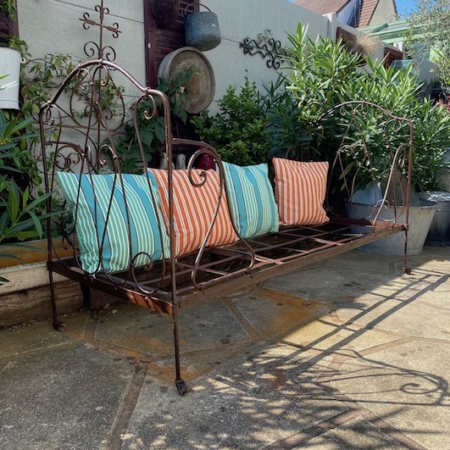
[0,48,21,110]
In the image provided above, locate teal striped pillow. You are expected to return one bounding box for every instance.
[223,162,279,238]
[57,173,170,274]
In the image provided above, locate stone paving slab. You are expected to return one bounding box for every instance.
[0,313,88,357]
[0,340,135,450]
[230,289,330,340]
[265,263,401,304]
[1,248,450,449]
[122,344,341,450]
[293,417,411,449]
[330,340,450,449]
[336,295,450,340]
[94,299,251,357]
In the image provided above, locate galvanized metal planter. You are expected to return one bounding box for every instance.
[419,191,450,245]
[346,201,436,255]
[184,4,221,51]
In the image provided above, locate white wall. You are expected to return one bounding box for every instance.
[16,0,393,114]
[17,0,147,82]
[371,0,397,25]
[200,0,331,112]
[18,0,332,113]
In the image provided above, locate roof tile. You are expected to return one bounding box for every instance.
[293,0,352,15]
[293,0,383,27]
[358,0,378,26]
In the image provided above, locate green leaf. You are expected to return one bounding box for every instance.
[6,179,20,223]
[23,190,53,212]
[0,210,9,234]
[28,211,43,238]
[5,229,42,240]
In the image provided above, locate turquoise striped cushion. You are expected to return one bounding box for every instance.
[223,162,279,238]
[57,173,170,274]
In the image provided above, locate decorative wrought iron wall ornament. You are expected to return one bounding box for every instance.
[239,34,288,70]
[80,0,121,61]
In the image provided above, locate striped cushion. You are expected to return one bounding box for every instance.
[223,162,279,238]
[148,169,237,257]
[273,158,329,226]
[57,173,170,274]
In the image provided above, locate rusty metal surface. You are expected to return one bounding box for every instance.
[48,219,406,312]
[39,59,413,393]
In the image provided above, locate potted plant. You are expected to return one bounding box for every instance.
[337,63,450,255]
[0,108,62,285]
[188,24,450,255]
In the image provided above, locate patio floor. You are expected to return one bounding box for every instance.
[1,246,450,449]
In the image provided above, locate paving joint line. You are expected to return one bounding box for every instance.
[104,359,149,450]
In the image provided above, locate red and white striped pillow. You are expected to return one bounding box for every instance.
[148,169,237,257]
[273,158,329,226]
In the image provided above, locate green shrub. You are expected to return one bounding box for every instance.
[261,74,307,158]
[283,24,450,191]
[191,76,271,166]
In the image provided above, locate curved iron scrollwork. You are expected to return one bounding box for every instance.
[79,0,121,61]
[239,36,287,70]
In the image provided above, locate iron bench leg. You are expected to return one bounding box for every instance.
[172,308,187,395]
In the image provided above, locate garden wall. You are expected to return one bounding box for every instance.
[17,0,387,113]
[199,0,329,105]
[17,0,145,73]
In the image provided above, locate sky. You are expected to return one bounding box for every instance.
[286,0,419,18]
[395,0,418,17]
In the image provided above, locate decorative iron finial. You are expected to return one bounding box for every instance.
[80,0,121,61]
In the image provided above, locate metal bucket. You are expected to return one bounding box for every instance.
[185,5,221,51]
[419,191,450,245]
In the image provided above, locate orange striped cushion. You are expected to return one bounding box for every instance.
[148,169,237,257]
[273,158,329,226]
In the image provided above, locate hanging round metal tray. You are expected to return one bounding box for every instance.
[157,47,215,114]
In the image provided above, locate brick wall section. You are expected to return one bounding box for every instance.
[358,0,379,27]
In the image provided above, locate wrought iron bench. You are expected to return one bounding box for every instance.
[39,59,413,395]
